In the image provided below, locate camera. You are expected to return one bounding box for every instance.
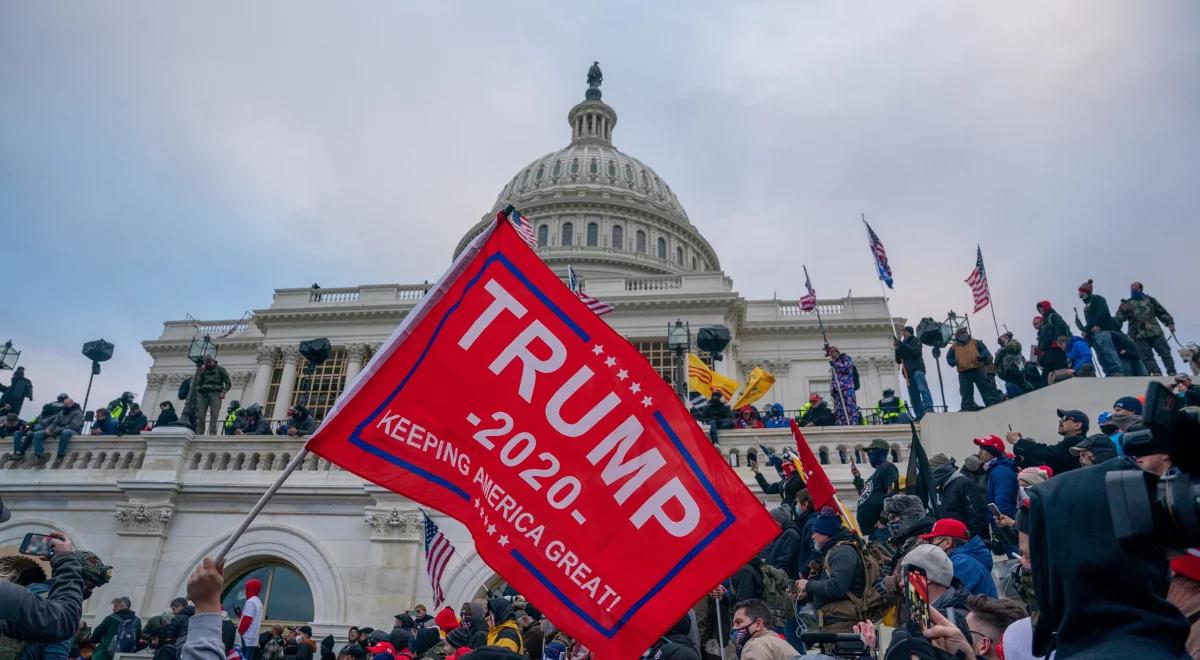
[1106,381,1200,552]
[800,633,870,658]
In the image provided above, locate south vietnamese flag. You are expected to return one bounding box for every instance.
[307,216,778,658]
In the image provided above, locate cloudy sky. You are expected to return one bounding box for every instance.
[2,2,1197,411]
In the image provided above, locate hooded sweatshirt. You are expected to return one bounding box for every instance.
[763,403,789,428]
[238,578,265,645]
[464,602,489,649]
[984,456,1019,518]
[484,598,523,653]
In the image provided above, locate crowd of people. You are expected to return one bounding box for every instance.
[0,357,326,467]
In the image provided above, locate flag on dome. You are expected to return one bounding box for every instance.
[423,512,455,607]
[501,204,538,250]
[568,265,615,316]
[863,218,894,289]
[799,267,817,312]
[965,245,991,313]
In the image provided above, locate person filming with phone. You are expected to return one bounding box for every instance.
[0,528,84,644]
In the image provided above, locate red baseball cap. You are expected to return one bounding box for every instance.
[920,518,969,541]
[973,434,1009,458]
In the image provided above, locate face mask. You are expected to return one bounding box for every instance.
[1131,289,1145,300]
[729,625,751,648]
[887,519,903,535]
[814,539,823,551]
[462,615,472,627]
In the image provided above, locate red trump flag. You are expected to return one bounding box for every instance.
[307,217,778,658]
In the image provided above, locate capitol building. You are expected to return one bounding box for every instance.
[0,67,909,636]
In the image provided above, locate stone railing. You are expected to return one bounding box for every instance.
[776,301,845,316]
[194,319,252,336]
[2,437,148,472]
[186,437,338,472]
[309,287,361,303]
[624,275,683,291]
[271,284,430,308]
[743,297,896,324]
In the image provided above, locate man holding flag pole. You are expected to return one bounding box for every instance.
[862,215,910,399]
[801,266,852,426]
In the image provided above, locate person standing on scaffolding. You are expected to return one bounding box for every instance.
[825,345,861,425]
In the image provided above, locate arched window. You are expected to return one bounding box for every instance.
[561,222,574,247]
[818,447,830,465]
[691,256,697,271]
[586,222,598,247]
[537,224,549,247]
[611,225,623,250]
[676,247,683,264]
[636,230,646,253]
[221,561,314,626]
[657,238,667,259]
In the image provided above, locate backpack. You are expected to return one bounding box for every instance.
[819,539,894,624]
[756,562,796,627]
[107,616,138,655]
[262,637,285,660]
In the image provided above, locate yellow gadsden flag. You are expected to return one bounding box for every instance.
[687,353,737,400]
[730,366,776,410]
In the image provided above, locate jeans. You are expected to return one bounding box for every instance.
[1136,335,1177,376]
[241,645,258,660]
[906,370,935,418]
[1123,356,1149,377]
[1091,331,1124,376]
[27,429,75,457]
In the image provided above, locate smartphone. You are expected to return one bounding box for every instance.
[20,532,54,558]
[904,566,931,631]
[988,503,1002,519]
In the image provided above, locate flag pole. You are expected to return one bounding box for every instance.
[808,265,851,426]
[216,447,310,563]
[980,246,1002,339]
[862,214,908,404]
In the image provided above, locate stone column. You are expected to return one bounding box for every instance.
[142,373,167,416]
[271,347,301,420]
[228,371,251,406]
[249,346,279,408]
[343,343,372,386]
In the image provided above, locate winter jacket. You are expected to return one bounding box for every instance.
[946,339,991,372]
[0,419,24,438]
[807,529,866,611]
[236,415,273,435]
[1037,309,1071,354]
[800,402,835,427]
[118,410,148,435]
[1028,457,1189,658]
[464,602,489,649]
[1064,336,1092,371]
[933,463,988,540]
[484,599,523,653]
[167,605,196,646]
[983,457,1018,518]
[649,619,701,660]
[0,551,83,643]
[754,471,803,510]
[880,517,936,595]
[1080,294,1119,333]
[90,416,119,435]
[762,403,789,429]
[194,365,232,394]
[894,335,926,375]
[1115,294,1174,340]
[738,629,801,660]
[90,608,142,660]
[0,375,34,409]
[794,511,818,578]
[288,414,317,435]
[1012,433,1084,474]
[949,537,996,597]
[734,406,764,429]
[855,462,898,533]
[764,521,802,579]
[155,406,179,427]
[181,613,225,660]
[45,404,84,435]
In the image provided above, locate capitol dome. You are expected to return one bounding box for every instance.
[454,64,721,279]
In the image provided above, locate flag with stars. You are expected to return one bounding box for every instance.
[306,214,778,659]
[423,512,455,607]
[500,204,538,250]
[568,264,615,316]
[863,218,894,288]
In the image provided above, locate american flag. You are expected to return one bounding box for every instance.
[799,267,817,312]
[965,245,991,313]
[864,219,894,288]
[423,513,456,607]
[568,265,615,316]
[500,205,538,250]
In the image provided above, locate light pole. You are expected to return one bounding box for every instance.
[667,320,691,402]
[81,339,115,414]
[0,340,20,372]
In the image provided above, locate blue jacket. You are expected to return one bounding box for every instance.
[984,457,1019,518]
[949,536,997,598]
[1065,336,1093,371]
[763,403,789,428]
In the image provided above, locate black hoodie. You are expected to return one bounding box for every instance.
[1028,458,1189,658]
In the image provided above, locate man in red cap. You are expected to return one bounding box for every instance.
[921,518,997,598]
[799,393,835,427]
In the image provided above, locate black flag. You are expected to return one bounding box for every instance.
[905,420,939,517]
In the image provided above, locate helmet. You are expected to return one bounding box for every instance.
[121,391,136,400]
[78,550,113,598]
[883,388,895,396]
[228,400,241,410]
